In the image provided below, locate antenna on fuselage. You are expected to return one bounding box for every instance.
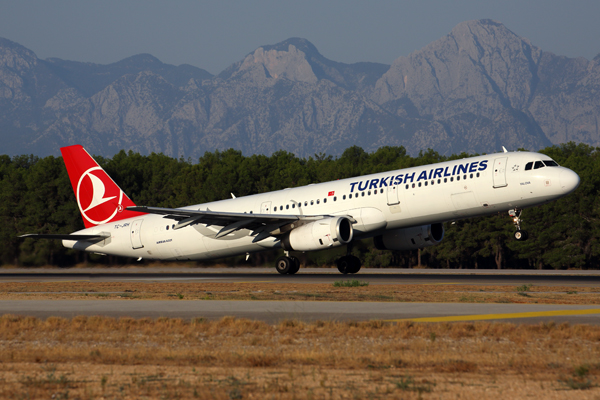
[502,146,508,153]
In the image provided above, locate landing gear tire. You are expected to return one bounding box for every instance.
[275,256,292,275]
[514,230,529,241]
[288,256,301,275]
[337,255,362,274]
[275,256,301,275]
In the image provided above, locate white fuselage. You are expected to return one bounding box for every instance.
[63,151,579,261]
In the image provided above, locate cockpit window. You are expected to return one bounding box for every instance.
[543,160,559,167]
[525,162,533,171]
[534,161,545,169]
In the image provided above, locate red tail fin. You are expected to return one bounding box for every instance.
[61,145,145,228]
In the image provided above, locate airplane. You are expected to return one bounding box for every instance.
[21,145,580,274]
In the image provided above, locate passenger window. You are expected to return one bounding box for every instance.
[405,184,409,189]
[280,206,283,211]
[292,204,295,208]
[343,195,346,200]
[444,178,447,183]
[311,200,314,205]
[368,191,371,195]
[286,205,289,210]
[424,181,428,186]
[362,192,365,197]
[380,189,384,194]
[437,179,441,184]
[534,161,544,169]
[418,182,422,187]
[450,177,454,182]
[333,196,337,201]
[323,198,327,203]
[476,172,480,178]
[525,162,533,171]
[316,199,320,204]
[412,183,415,188]
[457,176,460,181]
[349,194,352,199]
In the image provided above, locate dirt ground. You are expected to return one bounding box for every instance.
[1,279,600,398]
[1,314,600,398]
[0,281,598,304]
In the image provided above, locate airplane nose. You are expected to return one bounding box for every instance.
[559,168,580,194]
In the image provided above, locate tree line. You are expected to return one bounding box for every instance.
[1,143,597,269]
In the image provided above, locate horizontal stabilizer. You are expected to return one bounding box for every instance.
[20,234,110,241]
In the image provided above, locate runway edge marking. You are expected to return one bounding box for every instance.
[385,308,600,323]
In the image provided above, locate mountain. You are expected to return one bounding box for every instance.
[0,20,599,159]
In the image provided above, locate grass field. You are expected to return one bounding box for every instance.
[1,279,600,398]
[1,315,600,398]
[0,281,599,304]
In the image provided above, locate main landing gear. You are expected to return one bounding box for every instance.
[275,255,301,275]
[275,244,363,275]
[509,209,529,241]
[336,255,362,274]
[336,242,362,274]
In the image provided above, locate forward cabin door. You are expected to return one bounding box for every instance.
[493,157,508,188]
[130,219,144,249]
[386,185,400,205]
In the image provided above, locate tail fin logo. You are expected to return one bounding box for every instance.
[77,166,124,225]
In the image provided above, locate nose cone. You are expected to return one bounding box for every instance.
[559,168,580,194]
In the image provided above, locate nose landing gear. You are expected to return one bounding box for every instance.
[509,209,528,241]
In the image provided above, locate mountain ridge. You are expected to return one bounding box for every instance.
[0,19,598,159]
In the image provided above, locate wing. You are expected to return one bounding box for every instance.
[127,206,328,242]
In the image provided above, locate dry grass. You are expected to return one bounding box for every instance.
[1,315,600,398]
[0,281,599,304]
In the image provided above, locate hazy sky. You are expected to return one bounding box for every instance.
[1,0,599,75]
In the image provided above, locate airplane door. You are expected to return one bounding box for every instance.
[386,185,400,205]
[493,157,508,188]
[130,219,144,249]
[261,201,272,214]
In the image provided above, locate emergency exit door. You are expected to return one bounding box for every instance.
[386,185,399,205]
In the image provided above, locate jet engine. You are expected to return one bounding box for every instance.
[282,216,353,252]
[374,223,444,251]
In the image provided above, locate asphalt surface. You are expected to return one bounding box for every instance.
[2,267,600,286]
[1,268,599,324]
[0,299,599,325]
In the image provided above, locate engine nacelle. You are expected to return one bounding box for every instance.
[374,223,444,251]
[282,216,353,252]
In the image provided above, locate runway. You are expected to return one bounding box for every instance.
[1,299,599,324]
[2,268,600,324]
[2,267,600,286]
